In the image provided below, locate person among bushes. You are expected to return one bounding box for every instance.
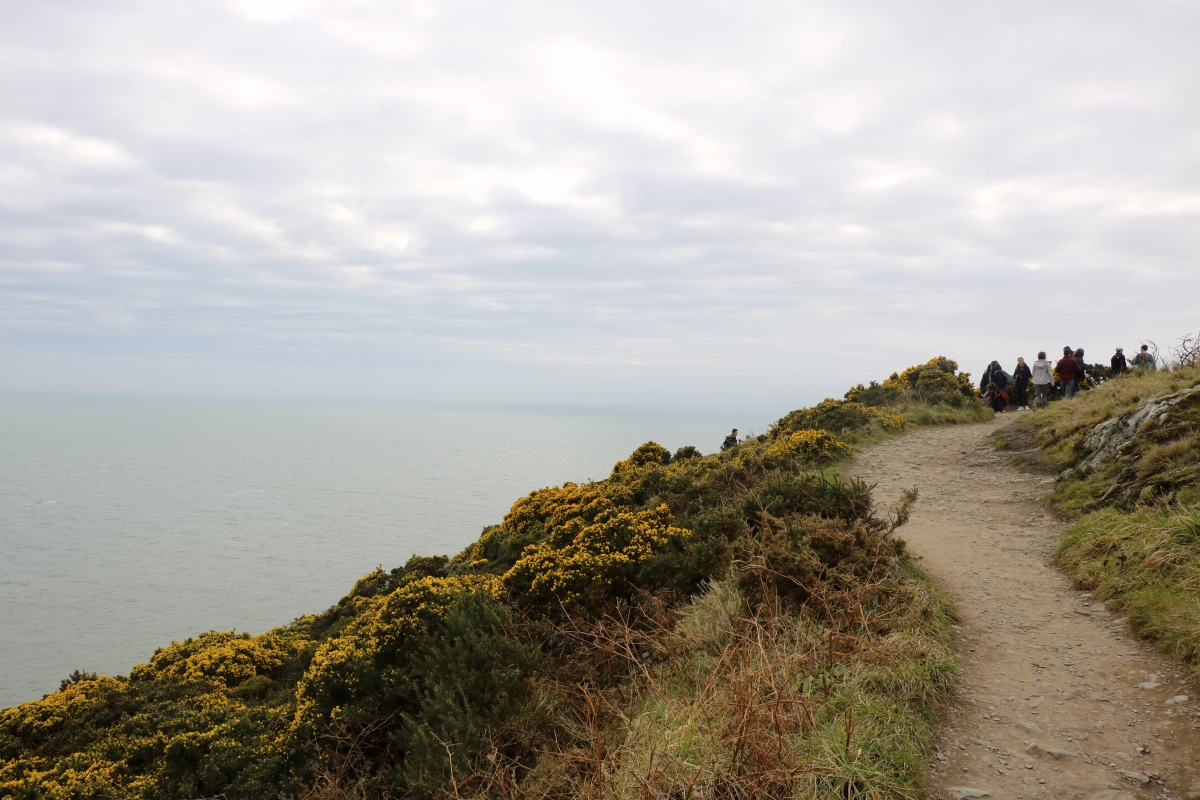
[1032,351,1054,409]
[1111,347,1128,375]
[1057,348,1084,398]
[721,428,738,450]
[1012,357,1032,410]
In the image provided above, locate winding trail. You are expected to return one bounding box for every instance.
[850,412,1200,800]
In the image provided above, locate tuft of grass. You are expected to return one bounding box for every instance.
[600,565,957,800]
[1017,361,1200,672]
[1058,503,1200,671]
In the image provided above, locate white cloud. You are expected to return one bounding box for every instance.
[1,0,1198,404]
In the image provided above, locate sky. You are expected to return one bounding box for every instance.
[1,0,1198,409]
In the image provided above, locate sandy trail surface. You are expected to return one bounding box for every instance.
[849,412,1200,800]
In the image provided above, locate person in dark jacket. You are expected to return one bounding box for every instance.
[982,381,1008,413]
[1012,357,1032,410]
[1056,351,1083,398]
[991,362,1008,393]
[980,362,996,391]
[1111,347,1128,375]
[722,429,739,450]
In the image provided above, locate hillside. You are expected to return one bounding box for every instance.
[0,358,985,800]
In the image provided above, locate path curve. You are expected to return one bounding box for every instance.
[850,413,1200,800]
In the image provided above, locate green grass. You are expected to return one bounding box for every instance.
[602,565,957,800]
[1058,504,1200,672]
[1017,364,1200,672]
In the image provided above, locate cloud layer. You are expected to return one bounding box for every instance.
[2,0,1198,405]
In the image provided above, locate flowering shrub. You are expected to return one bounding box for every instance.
[770,399,906,440]
[503,502,692,606]
[765,430,851,465]
[293,575,503,731]
[129,630,302,688]
[847,356,975,407]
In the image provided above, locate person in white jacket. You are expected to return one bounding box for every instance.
[1031,351,1054,409]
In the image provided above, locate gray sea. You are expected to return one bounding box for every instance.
[0,399,772,708]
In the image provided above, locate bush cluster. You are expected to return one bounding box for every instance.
[845,356,976,409]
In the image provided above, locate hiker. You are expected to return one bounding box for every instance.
[722,429,739,450]
[1031,351,1054,409]
[979,362,996,391]
[1111,347,1128,375]
[990,361,1009,393]
[1056,349,1083,398]
[1012,357,1032,410]
[1074,348,1086,373]
[982,381,1008,413]
[1132,344,1156,372]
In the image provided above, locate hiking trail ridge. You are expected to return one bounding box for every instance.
[850,412,1200,800]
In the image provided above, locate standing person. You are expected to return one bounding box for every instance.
[722,429,739,450]
[990,361,1009,393]
[980,362,996,392]
[1032,351,1054,409]
[1056,349,1083,398]
[1132,344,1157,372]
[1012,357,1032,410]
[1111,347,1128,375]
[1074,348,1087,389]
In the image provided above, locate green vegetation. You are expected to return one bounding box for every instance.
[1017,362,1200,674]
[1,358,975,800]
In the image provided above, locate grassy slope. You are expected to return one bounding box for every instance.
[1015,366,1200,672]
[1,360,985,800]
[589,397,982,800]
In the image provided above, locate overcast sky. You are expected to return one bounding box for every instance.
[1,0,1197,408]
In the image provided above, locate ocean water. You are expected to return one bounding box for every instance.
[0,399,771,708]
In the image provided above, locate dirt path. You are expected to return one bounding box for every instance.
[850,412,1200,800]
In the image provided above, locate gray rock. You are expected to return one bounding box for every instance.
[1119,770,1150,784]
[1077,386,1200,472]
[1085,792,1135,800]
[1136,681,1159,689]
[946,789,990,799]
[1014,720,1041,735]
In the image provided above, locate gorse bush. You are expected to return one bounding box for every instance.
[765,429,851,465]
[846,356,976,409]
[1,360,968,800]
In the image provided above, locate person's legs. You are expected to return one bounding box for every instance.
[1065,379,1078,398]
[1034,384,1049,408]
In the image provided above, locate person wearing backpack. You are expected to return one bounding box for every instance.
[1031,351,1054,409]
[722,429,739,450]
[1012,357,1032,410]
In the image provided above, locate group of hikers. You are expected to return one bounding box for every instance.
[980,344,1157,413]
